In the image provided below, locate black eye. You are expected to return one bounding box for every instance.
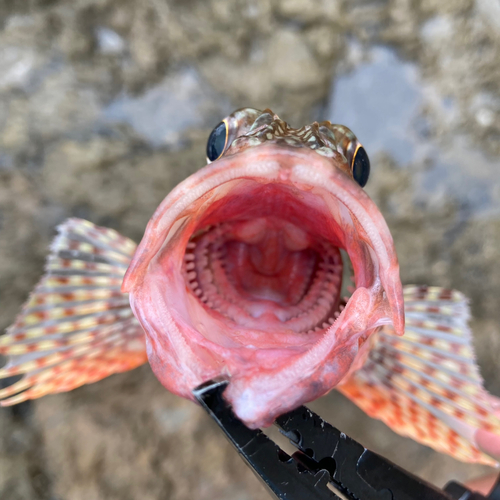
[352,146,370,187]
[206,121,228,162]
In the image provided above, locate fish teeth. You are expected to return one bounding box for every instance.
[317,297,330,307]
[329,274,342,285]
[200,269,213,283]
[184,223,349,338]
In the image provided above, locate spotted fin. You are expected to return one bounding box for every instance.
[0,218,147,405]
[338,285,500,466]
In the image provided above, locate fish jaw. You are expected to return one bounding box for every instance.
[123,143,404,428]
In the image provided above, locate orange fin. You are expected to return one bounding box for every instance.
[338,285,500,466]
[0,218,147,405]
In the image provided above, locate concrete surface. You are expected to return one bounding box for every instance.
[1,0,499,498]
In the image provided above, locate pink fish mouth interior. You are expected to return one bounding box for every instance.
[124,145,403,427]
[183,182,363,338]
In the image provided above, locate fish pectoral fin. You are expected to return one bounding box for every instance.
[0,218,147,405]
[338,285,500,466]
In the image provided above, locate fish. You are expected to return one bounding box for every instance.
[1,108,499,466]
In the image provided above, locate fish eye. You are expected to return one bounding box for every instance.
[206,121,229,162]
[352,146,370,187]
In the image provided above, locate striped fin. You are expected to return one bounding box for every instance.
[338,285,500,466]
[0,218,147,405]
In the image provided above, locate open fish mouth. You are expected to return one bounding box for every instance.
[123,143,404,428]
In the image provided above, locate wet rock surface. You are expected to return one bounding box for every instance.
[0,0,499,498]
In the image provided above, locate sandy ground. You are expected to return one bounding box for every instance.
[1,0,500,498]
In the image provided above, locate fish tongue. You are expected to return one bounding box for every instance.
[224,285,385,428]
[236,309,287,330]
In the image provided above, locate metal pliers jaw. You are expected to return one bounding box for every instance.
[193,380,500,500]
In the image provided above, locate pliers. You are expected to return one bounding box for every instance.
[193,380,500,500]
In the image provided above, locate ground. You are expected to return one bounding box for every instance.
[1,0,500,498]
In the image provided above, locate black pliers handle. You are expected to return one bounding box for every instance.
[193,380,500,500]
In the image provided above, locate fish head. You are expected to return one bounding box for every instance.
[122,108,404,428]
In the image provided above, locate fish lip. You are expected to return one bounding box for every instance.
[124,143,404,426]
